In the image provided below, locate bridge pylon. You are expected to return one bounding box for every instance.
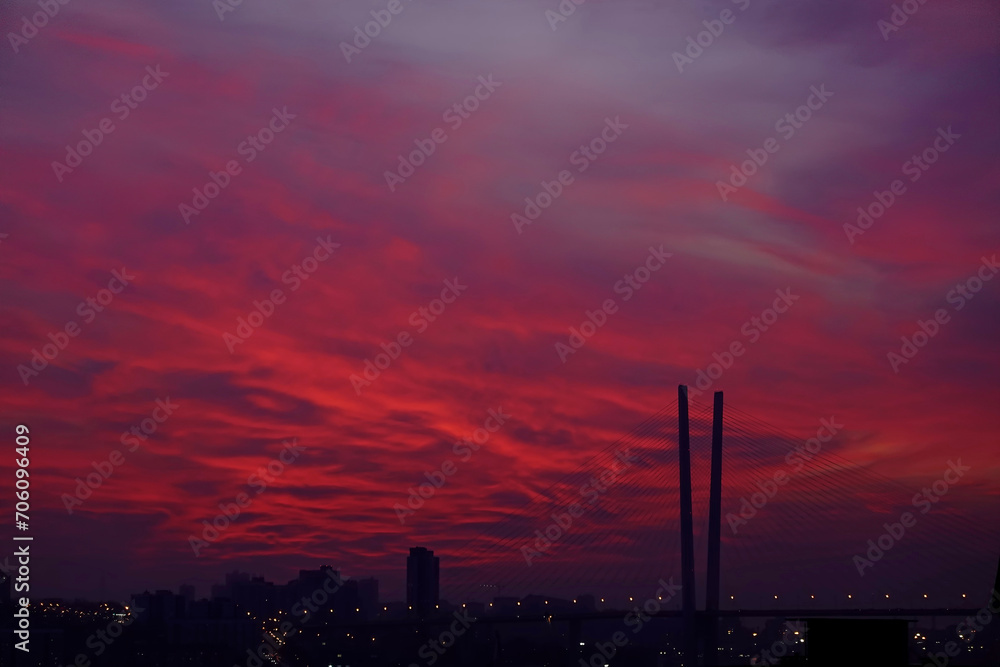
[677,386,725,666]
[705,390,724,665]
[677,385,697,665]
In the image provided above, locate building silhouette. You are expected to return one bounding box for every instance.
[406,547,439,616]
[358,576,379,617]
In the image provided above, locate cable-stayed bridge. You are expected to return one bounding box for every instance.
[324,387,1000,665]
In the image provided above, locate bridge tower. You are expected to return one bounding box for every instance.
[677,385,698,665]
[677,386,725,666]
[705,390,724,665]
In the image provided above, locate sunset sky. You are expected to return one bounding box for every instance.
[1,0,998,604]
